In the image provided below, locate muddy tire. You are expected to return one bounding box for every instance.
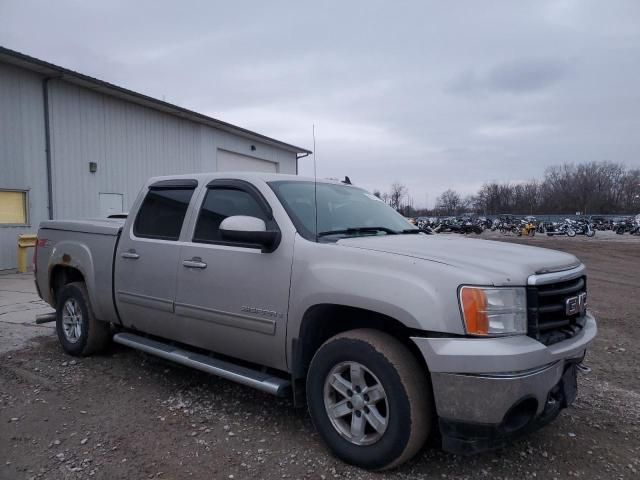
[306,329,432,470]
[55,282,111,356]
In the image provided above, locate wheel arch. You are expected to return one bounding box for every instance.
[291,303,430,381]
[45,240,109,320]
[49,264,85,303]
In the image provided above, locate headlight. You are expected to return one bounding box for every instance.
[459,286,527,336]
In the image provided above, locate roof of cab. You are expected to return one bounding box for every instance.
[145,172,348,187]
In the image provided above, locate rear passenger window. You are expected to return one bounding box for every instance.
[193,188,268,243]
[134,188,194,240]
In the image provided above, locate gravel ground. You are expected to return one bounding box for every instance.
[1,233,639,480]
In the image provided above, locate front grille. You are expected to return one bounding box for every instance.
[527,276,587,345]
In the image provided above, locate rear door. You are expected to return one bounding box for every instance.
[173,179,292,370]
[115,179,198,338]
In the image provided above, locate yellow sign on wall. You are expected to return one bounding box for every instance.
[0,191,27,224]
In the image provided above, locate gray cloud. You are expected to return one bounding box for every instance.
[488,58,570,93]
[448,58,570,96]
[0,0,638,207]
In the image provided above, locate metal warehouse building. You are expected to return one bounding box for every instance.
[0,47,310,270]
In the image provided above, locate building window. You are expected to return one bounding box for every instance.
[0,190,28,225]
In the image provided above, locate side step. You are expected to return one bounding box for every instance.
[113,332,290,397]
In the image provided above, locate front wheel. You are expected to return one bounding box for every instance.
[586,229,595,237]
[307,329,432,470]
[567,228,576,237]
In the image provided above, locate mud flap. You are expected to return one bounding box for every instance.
[560,363,578,407]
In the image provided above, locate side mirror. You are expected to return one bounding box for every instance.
[219,215,280,252]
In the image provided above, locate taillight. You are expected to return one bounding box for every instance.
[33,238,47,273]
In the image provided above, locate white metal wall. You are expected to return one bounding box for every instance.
[48,80,297,220]
[0,61,298,269]
[0,63,49,270]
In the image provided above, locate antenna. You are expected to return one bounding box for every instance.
[313,124,318,242]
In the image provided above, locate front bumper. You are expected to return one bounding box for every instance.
[410,313,596,453]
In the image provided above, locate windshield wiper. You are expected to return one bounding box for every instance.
[398,228,421,234]
[317,227,398,238]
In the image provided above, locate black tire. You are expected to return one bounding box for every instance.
[55,282,111,356]
[528,229,535,237]
[567,228,576,237]
[306,329,432,470]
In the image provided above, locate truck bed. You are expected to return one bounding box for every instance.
[39,218,124,236]
[36,218,124,324]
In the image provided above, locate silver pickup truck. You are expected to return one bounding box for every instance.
[34,172,596,470]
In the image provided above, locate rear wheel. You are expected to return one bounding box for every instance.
[55,282,111,356]
[567,228,576,237]
[306,329,432,470]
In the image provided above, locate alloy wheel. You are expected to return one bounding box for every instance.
[323,361,389,446]
[61,298,83,343]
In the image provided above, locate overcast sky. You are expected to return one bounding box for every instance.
[2,1,639,207]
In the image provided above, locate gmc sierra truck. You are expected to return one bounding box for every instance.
[34,173,596,470]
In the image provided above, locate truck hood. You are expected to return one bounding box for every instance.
[337,234,580,286]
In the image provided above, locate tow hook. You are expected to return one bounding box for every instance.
[576,363,591,374]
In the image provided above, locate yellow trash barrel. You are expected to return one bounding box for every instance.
[17,234,37,273]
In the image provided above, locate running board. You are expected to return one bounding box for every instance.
[113,332,290,397]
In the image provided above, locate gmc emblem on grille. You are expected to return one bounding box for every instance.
[566,292,587,316]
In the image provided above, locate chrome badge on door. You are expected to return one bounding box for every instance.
[566,292,587,316]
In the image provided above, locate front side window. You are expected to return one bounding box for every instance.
[0,190,28,225]
[269,181,416,241]
[193,187,269,244]
[133,188,194,240]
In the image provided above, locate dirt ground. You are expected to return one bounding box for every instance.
[1,233,639,480]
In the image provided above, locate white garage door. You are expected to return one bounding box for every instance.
[217,150,278,173]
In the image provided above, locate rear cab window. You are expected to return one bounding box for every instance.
[133,179,197,240]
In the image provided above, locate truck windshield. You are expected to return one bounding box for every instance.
[269,181,417,242]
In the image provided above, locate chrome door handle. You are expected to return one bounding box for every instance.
[121,252,140,259]
[182,258,207,269]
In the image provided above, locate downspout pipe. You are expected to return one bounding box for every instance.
[42,76,55,220]
[296,152,311,175]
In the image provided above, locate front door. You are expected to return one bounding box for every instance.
[174,180,292,370]
[115,180,197,338]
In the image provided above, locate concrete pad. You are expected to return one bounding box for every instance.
[0,271,54,353]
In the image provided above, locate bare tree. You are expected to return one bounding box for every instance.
[389,182,407,211]
[471,161,638,215]
[436,189,463,216]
